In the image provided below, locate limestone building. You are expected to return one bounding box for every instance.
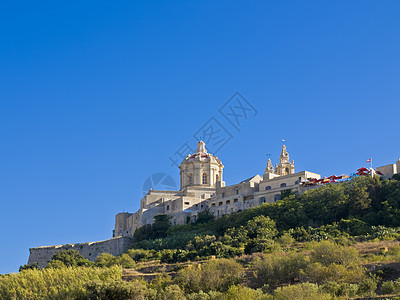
[377,158,400,179]
[114,141,321,238]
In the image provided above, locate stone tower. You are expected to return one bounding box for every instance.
[275,144,295,176]
[265,158,274,174]
[179,141,224,189]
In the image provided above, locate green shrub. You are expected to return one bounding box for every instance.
[338,219,370,236]
[0,266,121,299]
[47,259,67,269]
[310,240,359,266]
[321,281,359,297]
[48,249,93,267]
[380,280,400,295]
[19,262,39,272]
[357,277,378,297]
[85,279,152,299]
[387,245,400,260]
[186,290,224,299]
[158,284,186,300]
[126,249,157,262]
[245,216,278,240]
[224,285,271,300]
[273,283,331,300]
[253,252,308,288]
[115,253,136,268]
[276,233,295,247]
[303,262,366,284]
[95,253,116,268]
[175,259,244,293]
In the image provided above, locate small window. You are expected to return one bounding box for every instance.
[234,199,238,203]
[280,183,286,187]
[274,194,281,201]
[216,174,219,182]
[226,200,231,204]
[222,193,225,198]
[189,173,193,185]
[166,205,170,210]
[195,204,198,207]
[201,204,203,208]
[202,173,208,184]
[219,202,223,206]
[211,203,216,207]
[236,190,239,195]
[265,186,271,190]
[184,202,190,205]
[259,197,266,204]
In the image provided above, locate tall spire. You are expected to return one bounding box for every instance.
[279,144,290,164]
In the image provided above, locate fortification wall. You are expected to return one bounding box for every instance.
[28,236,133,268]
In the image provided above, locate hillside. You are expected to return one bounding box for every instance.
[2,175,400,299]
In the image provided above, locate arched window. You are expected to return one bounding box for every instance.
[166,205,170,211]
[274,194,281,201]
[202,173,208,184]
[285,167,290,174]
[216,174,219,182]
[188,173,193,185]
[265,186,272,190]
[259,197,266,204]
[280,183,286,187]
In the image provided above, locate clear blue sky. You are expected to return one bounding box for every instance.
[0,1,399,274]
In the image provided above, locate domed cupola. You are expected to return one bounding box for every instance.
[179,141,224,189]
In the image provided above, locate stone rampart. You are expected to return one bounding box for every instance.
[28,236,133,268]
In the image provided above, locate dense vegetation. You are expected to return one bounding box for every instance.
[2,175,400,299]
[131,176,400,259]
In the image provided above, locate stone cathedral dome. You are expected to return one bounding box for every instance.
[179,141,224,189]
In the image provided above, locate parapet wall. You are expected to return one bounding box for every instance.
[28,236,133,268]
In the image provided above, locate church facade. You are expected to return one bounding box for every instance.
[114,141,321,238]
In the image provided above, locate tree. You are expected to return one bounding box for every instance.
[196,208,215,224]
[19,262,38,272]
[133,224,153,241]
[245,215,278,240]
[392,174,400,181]
[48,249,93,267]
[153,214,173,238]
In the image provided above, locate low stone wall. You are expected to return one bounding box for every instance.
[28,236,133,268]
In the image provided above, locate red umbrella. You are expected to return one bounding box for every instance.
[357,167,369,172]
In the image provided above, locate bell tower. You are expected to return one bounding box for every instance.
[275,144,295,176]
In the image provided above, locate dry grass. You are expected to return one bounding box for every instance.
[354,240,400,255]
